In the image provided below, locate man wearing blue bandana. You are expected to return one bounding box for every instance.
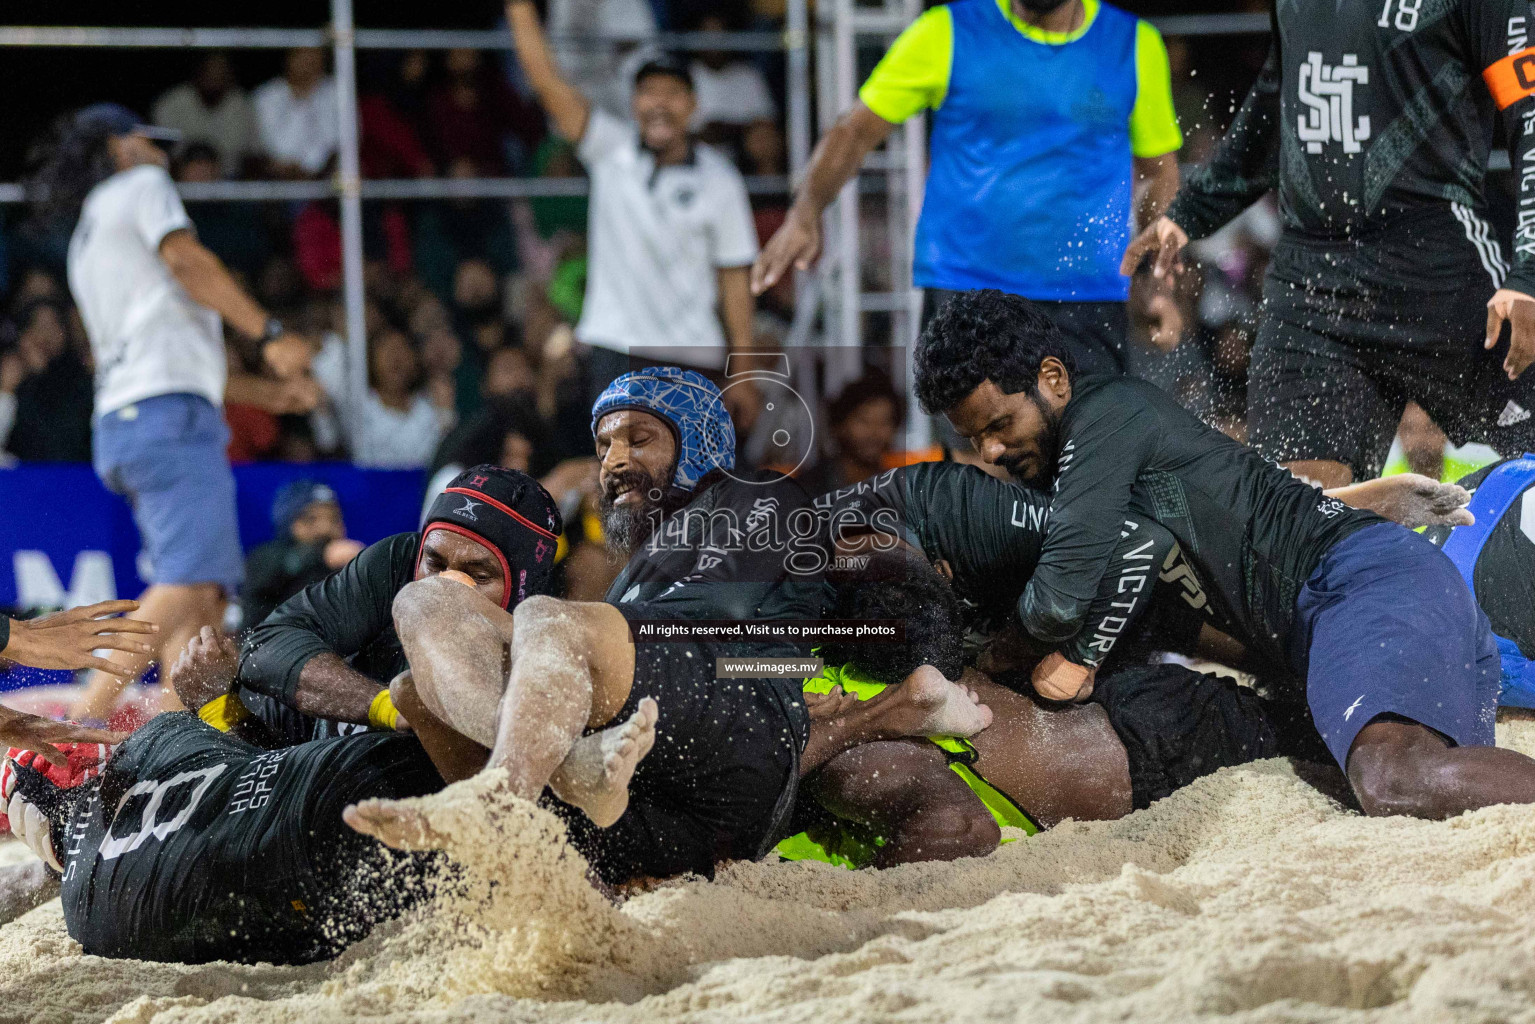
[591,366,828,622]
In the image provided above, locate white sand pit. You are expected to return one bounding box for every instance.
[5,714,1535,1024]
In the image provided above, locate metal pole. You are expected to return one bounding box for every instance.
[785,0,815,347]
[786,0,810,187]
[833,0,859,348]
[331,0,368,426]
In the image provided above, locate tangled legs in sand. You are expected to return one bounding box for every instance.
[344,577,992,854]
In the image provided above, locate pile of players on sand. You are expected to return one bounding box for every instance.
[3,290,1535,971]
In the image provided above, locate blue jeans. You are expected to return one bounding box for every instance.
[93,394,243,594]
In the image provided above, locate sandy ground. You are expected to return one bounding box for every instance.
[5,716,1535,1024]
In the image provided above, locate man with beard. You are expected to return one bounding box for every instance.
[234,465,562,740]
[592,367,827,623]
[750,0,1182,370]
[816,459,1475,676]
[914,288,1535,821]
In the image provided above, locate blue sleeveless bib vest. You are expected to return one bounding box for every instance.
[916,0,1139,302]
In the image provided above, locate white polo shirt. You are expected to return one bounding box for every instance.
[574,109,759,369]
[67,164,225,417]
[253,76,339,175]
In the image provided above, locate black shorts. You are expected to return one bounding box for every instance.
[923,289,1127,376]
[61,714,444,965]
[552,619,810,885]
[1249,239,1535,478]
[1092,662,1328,809]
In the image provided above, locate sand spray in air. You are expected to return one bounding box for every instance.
[327,769,676,1006]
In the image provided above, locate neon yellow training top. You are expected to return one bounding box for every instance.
[858,0,1182,159]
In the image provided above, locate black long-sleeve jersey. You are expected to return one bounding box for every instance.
[239,533,418,707]
[1166,0,1535,295]
[606,471,830,624]
[813,461,1211,669]
[1019,376,1383,670]
[60,713,441,965]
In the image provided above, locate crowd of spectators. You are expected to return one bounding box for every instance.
[0,0,1291,488]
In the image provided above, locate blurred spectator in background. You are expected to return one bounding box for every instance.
[152,52,260,179]
[426,48,543,174]
[506,1,761,420]
[688,10,780,164]
[172,143,271,280]
[548,0,658,116]
[426,389,552,501]
[357,90,435,180]
[319,327,455,469]
[796,370,902,494]
[0,299,93,463]
[414,158,519,301]
[254,48,339,179]
[238,480,364,630]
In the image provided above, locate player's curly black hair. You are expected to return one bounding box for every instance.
[25,112,119,228]
[822,551,964,683]
[913,289,1077,415]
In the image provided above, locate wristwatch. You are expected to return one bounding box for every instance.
[259,317,285,343]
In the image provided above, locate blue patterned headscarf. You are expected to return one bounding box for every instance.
[591,367,736,493]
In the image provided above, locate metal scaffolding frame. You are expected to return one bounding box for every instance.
[0,10,816,419]
[0,8,1268,430]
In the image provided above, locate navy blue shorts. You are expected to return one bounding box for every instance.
[1288,522,1500,770]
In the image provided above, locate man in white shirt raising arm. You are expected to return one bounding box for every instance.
[504,1,763,425]
[29,104,312,722]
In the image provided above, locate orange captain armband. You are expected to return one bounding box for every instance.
[1484,47,1535,110]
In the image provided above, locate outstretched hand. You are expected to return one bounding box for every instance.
[2,600,156,676]
[1485,288,1535,380]
[1120,215,1190,281]
[0,707,123,768]
[751,207,821,296]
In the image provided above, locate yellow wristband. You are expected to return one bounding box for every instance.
[197,694,250,733]
[368,689,399,731]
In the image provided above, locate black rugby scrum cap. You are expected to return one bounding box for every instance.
[419,465,563,609]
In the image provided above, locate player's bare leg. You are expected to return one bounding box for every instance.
[800,665,994,776]
[1326,474,1473,528]
[548,698,658,827]
[346,583,639,849]
[1346,717,1535,818]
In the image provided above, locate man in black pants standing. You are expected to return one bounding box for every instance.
[1124,0,1535,486]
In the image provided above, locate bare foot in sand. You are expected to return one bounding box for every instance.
[870,665,993,738]
[1330,474,1473,529]
[343,798,447,852]
[549,698,658,827]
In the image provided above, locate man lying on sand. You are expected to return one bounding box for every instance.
[778,556,1329,867]
[0,579,988,964]
[914,289,1535,818]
